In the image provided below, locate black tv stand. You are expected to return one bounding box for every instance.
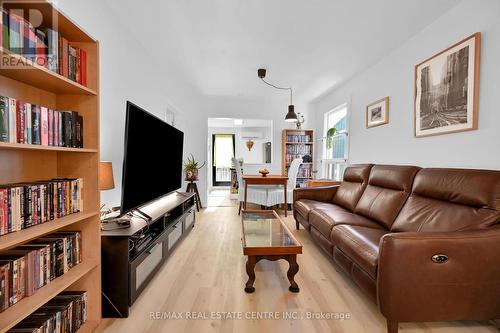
[101,192,196,318]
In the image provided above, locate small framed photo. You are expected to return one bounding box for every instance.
[366,97,389,128]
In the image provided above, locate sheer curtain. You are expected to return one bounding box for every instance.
[214,134,234,182]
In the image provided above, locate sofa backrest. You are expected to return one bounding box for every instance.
[332,164,373,211]
[354,165,420,229]
[392,168,500,232]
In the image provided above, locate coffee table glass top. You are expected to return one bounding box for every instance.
[241,211,300,249]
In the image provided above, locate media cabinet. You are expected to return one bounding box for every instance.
[101,192,196,318]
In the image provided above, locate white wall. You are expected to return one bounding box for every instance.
[314,0,500,171]
[58,0,207,207]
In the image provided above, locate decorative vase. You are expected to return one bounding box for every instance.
[185,169,198,181]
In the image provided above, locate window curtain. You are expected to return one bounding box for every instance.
[213,134,234,168]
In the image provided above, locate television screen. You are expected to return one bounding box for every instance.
[120,101,184,214]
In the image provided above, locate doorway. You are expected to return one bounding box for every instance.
[212,134,235,187]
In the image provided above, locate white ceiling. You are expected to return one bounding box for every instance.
[104,0,460,103]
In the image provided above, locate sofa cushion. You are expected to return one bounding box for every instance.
[294,199,336,220]
[392,168,500,232]
[354,165,420,229]
[331,225,389,279]
[309,205,383,240]
[332,164,373,211]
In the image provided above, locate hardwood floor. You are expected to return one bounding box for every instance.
[95,206,497,333]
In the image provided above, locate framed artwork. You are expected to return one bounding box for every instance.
[414,32,481,137]
[366,97,389,128]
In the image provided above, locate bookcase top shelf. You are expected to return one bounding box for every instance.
[0,48,97,95]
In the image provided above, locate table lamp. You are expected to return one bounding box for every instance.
[99,161,115,191]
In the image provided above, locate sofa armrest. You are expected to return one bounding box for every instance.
[377,229,500,322]
[293,185,339,203]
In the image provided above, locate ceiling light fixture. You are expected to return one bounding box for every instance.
[257,68,297,122]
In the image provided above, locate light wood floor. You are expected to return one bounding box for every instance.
[95,206,497,333]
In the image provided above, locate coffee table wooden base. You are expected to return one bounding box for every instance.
[244,254,299,293]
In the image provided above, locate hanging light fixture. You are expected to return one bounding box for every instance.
[257,68,298,122]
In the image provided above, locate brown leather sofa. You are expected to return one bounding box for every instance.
[293,164,500,333]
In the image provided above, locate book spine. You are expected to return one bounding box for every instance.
[25,103,31,144]
[15,100,23,144]
[23,19,36,61]
[48,108,53,146]
[32,104,41,145]
[2,8,9,50]
[0,96,9,142]
[40,106,48,145]
[45,28,58,73]
[35,29,47,68]
[8,11,22,55]
[8,98,16,143]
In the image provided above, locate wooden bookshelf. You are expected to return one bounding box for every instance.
[281,129,315,188]
[0,1,101,332]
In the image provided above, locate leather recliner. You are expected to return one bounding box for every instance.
[293,164,500,333]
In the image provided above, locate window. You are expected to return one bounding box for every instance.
[323,103,348,180]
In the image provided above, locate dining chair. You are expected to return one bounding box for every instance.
[232,157,268,215]
[266,158,302,208]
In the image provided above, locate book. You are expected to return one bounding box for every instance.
[31,105,40,145]
[2,8,8,50]
[8,98,16,143]
[59,35,68,78]
[44,28,58,73]
[68,45,76,81]
[23,19,36,62]
[35,29,47,68]
[40,106,48,145]
[15,99,24,144]
[0,96,9,142]
[25,103,31,144]
[48,108,53,146]
[8,11,23,55]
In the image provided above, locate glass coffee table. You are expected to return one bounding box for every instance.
[241,210,303,293]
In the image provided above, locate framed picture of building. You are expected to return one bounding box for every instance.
[414,33,481,137]
[366,97,389,128]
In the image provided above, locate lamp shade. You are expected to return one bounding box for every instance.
[99,161,115,191]
[285,105,298,122]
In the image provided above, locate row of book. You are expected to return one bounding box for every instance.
[297,165,312,178]
[7,291,87,333]
[0,95,84,148]
[0,179,83,236]
[285,144,311,155]
[286,134,312,143]
[1,8,88,86]
[0,231,82,312]
[285,154,307,166]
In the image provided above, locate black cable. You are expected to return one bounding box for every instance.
[260,78,293,104]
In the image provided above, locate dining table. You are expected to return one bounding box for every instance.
[242,175,289,216]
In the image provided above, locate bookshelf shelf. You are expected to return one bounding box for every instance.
[0,142,97,153]
[282,129,315,188]
[0,48,97,96]
[0,211,98,251]
[0,1,101,331]
[0,260,98,332]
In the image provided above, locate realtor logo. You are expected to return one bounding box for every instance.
[0,0,59,69]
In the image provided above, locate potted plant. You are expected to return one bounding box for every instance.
[184,154,206,181]
[326,127,338,149]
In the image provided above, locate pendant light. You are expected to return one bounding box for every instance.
[257,68,298,122]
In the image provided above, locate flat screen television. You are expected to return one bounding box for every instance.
[120,101,184,215]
